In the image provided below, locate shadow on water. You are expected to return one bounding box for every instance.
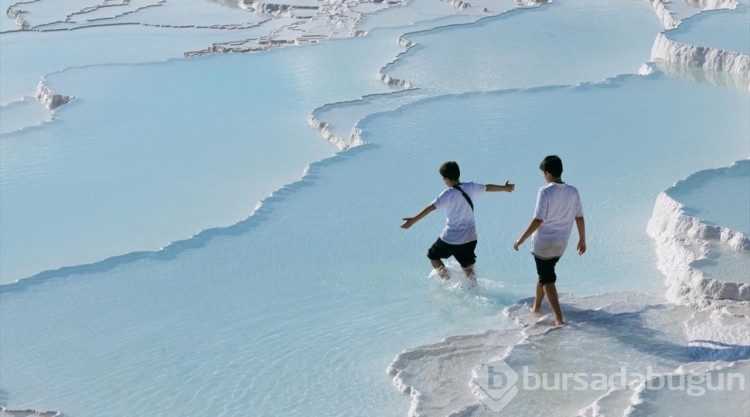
[513,296,750,364]
[688,340,750,362]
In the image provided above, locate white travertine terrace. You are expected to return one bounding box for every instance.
[647,161,750,308]
[35,79,74,110]
[651,33,750,78]
[642,0,739,29]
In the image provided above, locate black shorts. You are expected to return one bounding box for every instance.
[534,256,560,285]
[427,238,477,268]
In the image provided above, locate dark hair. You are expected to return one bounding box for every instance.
[439,161,460,181]
[540,155,563,177]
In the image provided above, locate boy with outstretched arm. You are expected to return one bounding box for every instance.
[401,161,515,283]
[513,155,586,326]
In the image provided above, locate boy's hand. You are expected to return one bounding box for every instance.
[401,218,416,229]
[504,180,515,192]
[577,240,587,255]
[401,205,435,229]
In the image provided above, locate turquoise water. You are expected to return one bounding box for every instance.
[668,160,750,235]
[383,0,660,92]
[1,1,749,416]
[671,1,750,54]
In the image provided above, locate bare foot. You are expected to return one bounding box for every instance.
[530,307,541,314]
[554,320,564,326]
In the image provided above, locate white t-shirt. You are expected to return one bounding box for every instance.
[431,182,486,245]
[531,182,583,259]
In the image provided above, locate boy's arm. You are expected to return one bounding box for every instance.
[513,218,543,251]
[575,216,586,255]
[401,204,436,229]
[485,180,515,192]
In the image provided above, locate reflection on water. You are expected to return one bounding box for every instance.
[655,59,750,92]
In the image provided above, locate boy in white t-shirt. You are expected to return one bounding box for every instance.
[401,161,515,282]
[513,155,586,326]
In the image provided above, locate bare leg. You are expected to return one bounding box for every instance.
[463,265,476,287]
[531,282,545,314]
[430,259,450,280]
[542,283,564,325]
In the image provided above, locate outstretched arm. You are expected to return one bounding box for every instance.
[486,180,515,192]
[575,216,586,255]
[401,204,436,229]
[513,218,543,251]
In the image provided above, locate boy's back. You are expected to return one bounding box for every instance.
[401,161,515,281]
[432,182,486,245]
[532,182,583,259]
[513,154,586,326]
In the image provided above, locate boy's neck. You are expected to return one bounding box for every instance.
[445,179,460,187]
[545,174,564,184]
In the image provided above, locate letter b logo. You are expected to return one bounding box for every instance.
[473,357,519,412]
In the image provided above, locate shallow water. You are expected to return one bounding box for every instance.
[667,160,750,235]
[1,1,749,416]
